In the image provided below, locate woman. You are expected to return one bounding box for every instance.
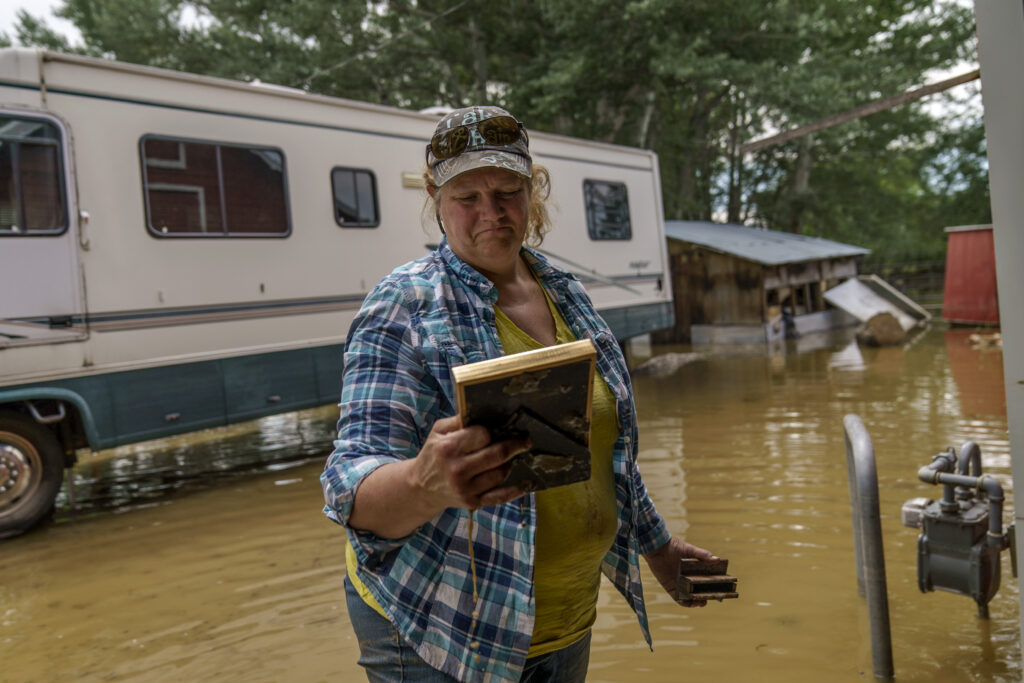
[321,105,715,683]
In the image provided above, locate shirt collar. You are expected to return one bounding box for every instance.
[522,245,576,289]
[437,236,497,302]
[437,237,572,302]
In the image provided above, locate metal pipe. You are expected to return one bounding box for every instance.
[27,399,66,425]
[919,469,1006,544]
[956,442,983,504]
[842,414,895,680]
[958,441,983,477]
[918,449,959,513]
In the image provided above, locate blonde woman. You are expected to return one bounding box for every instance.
[322,105,715,683]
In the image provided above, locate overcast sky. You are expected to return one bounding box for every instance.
[0,0,81,43]
[0,0,977,120]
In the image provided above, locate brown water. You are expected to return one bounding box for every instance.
[1,327,1018,682]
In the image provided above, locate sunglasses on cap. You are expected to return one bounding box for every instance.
[427,115,528,162]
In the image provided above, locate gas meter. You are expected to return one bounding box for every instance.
[901,442,1016,617]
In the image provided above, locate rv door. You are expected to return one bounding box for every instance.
[0,110,85,347]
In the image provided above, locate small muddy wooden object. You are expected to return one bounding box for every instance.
[676,558,738,603]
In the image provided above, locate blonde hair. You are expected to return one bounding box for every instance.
[423,164,553,248]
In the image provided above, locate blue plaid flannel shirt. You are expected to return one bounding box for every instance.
[321,238,671,682]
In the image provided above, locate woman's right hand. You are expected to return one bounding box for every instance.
[348,416,529,538]
[410,415,529,512]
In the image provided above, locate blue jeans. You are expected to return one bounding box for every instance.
[344,577,591,682]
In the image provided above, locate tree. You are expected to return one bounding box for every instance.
[7,0,988,264]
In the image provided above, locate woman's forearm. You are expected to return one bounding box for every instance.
[349,459,447,539]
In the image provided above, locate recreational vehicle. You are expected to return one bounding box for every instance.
[0,48,673,537]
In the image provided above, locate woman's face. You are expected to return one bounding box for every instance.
[434,167,530,278]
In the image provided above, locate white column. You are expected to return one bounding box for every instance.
[974,0,1024,646]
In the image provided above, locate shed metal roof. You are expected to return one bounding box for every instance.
[665,220,869,266]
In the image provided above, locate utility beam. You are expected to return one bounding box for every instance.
[740,69,980,155]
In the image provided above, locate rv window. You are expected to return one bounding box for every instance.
[0,116,67,236]
[583,180,632,241]
[331,167,379,227]
[141,136,290,237]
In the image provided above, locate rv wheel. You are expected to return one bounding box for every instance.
[0,412,64,539]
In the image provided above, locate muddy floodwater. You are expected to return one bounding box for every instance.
[2,327,1018,682]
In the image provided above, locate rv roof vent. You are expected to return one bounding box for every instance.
[249,79,306,95]
[419,106,454,117]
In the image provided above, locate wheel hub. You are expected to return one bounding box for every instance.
[0,443,32,507]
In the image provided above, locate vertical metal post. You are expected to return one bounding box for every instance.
[843,413,895,679]
[974,0,1024,654]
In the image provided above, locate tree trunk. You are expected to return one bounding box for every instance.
[793,135,813,194]
[467,17,488,103]
[785,135,813,232]
[637,90,657,149]
[727,93,743,223]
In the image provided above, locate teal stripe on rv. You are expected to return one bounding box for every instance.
[0,303,670,451]
[0,344,345,451]
[601,302,673,342]
[17,293,368,331]
[18,283,664,332]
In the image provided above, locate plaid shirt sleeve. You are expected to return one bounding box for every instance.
[321,278,443,558]
[632,460,671,553]
[619,366,671,556]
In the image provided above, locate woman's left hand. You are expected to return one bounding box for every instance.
[642,537,717,607]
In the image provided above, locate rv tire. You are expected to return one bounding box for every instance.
[0,412,64,539]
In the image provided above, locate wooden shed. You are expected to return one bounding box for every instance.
[942,224,999,326]
[655,221,869,344]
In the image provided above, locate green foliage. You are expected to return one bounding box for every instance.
[6,0,989,266]
[4,9,79,53]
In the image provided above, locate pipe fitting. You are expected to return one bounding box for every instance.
[919,450,959,512]
[958,442,982,477]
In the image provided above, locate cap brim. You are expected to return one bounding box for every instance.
[432,150,532,187]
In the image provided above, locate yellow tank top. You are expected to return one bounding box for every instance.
[494,289,619,657]
[345,284,620,653]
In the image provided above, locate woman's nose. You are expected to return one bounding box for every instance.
[479,192,504,219]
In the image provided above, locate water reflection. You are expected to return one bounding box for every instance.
[54,405,339,516]
[1,328,1019,682]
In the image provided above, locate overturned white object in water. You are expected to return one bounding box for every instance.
[823,275,931,333]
